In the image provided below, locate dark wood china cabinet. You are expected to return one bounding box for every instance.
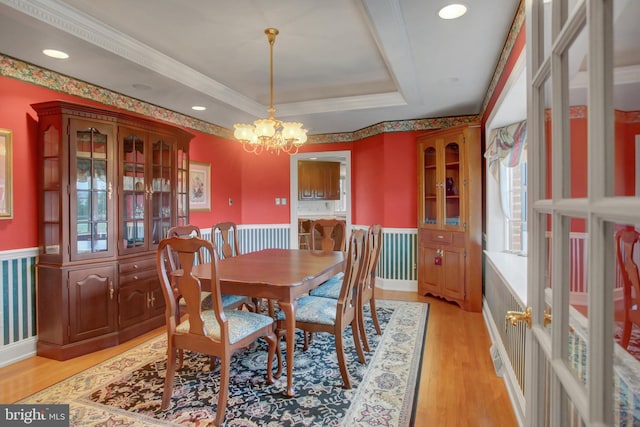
[417,124,482,312]
[32,101,192,360]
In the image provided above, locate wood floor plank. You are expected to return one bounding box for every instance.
[0,291,518,426]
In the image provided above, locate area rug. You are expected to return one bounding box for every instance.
[21,300,429,426]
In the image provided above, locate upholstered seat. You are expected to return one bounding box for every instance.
[309,272,344,299]
[177,309,276,344]
[276,295,339,325]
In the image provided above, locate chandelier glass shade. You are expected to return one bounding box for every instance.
[233,28,308,155]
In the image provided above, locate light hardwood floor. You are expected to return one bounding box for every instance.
[0,291,517,427]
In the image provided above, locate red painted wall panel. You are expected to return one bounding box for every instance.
[383,132,419,228]
[353,134,384,226]
[240,150,290,224]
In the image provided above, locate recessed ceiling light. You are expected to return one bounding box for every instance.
[191,106,206,111]
[42,49,69,59]
[438,4,467,20]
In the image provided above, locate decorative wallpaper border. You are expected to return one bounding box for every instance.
[0,0,525,144]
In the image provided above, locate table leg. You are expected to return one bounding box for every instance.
[279,300,296,397]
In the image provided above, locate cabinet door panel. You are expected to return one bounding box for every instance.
[420,245,441,294]
[442,248,465,300]
[118,281,148,328]
[68,266,116,342]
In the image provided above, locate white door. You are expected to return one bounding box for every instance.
[525,0,640,425]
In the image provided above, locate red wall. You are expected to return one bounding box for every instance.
[0,74,422,251]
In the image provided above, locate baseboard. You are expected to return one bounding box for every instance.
[376,277,417,293]
[482,298,525,427]
[0,336,37,368]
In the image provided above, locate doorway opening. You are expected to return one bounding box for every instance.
[289,150,351,249]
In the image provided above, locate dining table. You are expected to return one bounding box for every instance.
[191,248,345,397]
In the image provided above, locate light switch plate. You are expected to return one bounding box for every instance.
[275,198,281,205]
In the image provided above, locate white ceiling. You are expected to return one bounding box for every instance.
[0,0,520,135]
[0,0,637,137]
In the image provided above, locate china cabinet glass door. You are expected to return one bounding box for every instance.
[176,144,189,227]
[150,136,173,248]
[421,139,464,230]
[443,141,461,227]
[423,145,437,225]
[69,120,114,260]
[121,131,147,252]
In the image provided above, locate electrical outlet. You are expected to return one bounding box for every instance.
[228,197,233,206]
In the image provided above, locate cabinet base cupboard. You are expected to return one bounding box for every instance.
[417,124,482,312]
[32,101,193,360]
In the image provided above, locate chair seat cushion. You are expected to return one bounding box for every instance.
[180,293,246,310]
[176,310,273,344]
[309,272,344,299]
[276,295,337,326]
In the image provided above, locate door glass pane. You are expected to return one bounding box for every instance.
[567,216,588,387]
[567,24,588,199]
[94,160,106,190]
[77,190,90,221]
[612,0,640,198]
[77,158,91,190]
[542,76,553,199]
[423,146,437,224]
[444,142,460,226]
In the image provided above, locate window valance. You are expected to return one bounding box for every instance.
[484,120,527,177]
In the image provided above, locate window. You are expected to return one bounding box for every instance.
[500,160,527,254]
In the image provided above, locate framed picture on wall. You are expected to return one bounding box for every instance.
[189,161,211,212]
[0,129,13,219]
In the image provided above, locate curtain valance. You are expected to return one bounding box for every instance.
[484,120,527,177]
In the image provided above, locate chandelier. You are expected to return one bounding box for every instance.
[233,28,308,155]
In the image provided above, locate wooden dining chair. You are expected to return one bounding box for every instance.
[156,236,277,427]
[274,229,367,389]
[310,224,383,351]
[616,228,640,349]
[214,221,266,314]
[213,221,241,259]
[310,219,346,252]
[166,225,249,315]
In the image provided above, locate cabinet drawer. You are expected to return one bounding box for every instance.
[119,257,156,274]
[120,268,157,285]
[421,229,465,246]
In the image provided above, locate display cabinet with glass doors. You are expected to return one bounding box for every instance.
[32,101,193,360]
[417,124,482,311]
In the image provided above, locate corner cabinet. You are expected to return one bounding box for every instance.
[417,124,482,312]
[32,101,193,360]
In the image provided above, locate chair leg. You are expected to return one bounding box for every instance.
[621,314,632,349]
[274,329,284,379]
[357,303,370,353]
[351,318,366,364]
[162,345,177,410]
[334,332,351,389]
[215,358,231,427]
[369,297,382,336]
[265,333,277,384]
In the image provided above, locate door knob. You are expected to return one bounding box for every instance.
[506,307,531,328]
[505,307,557,330]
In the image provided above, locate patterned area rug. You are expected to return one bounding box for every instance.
[21,300,429,426]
